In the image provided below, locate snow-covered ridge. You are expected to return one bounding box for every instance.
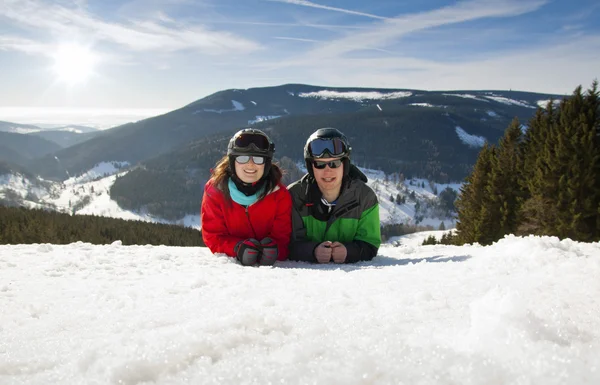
[483,95,535,109]
[443,93,489,102]
[299,90,413,101]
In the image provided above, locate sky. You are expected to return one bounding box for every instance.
[1,232,599,384]
[0,0,599,112]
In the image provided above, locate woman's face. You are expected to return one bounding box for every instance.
[234,156,265,183]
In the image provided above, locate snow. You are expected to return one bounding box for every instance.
[1,234,599,384]
[442,93,489,102]
[65,161,129,185]
[248,115,281,125]
[455,126,486,148]
[537,99,562,108]
[199,100,246,114]
[486,110,498,117]
[298,90,412,102]
[483,96,535,109]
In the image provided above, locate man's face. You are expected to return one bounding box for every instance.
[312,157,344,196]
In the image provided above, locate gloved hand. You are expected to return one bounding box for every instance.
[234,238,261,266]
[259,237,278,265]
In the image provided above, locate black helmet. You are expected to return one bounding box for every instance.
[304,128,352,176]
[228,128,275,158]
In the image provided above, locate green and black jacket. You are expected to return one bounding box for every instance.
[287,165,381,263]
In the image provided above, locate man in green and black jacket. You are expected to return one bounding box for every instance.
[288,128,381,264]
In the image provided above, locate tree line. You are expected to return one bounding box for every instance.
[0,205,205,246]
[449,81,599,245]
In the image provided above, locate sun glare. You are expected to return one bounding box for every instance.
[52,43,97,86]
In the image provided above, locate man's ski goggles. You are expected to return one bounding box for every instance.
[312,159,343,169]
[233,133,271,152]
[235,155,266,165]
[307,138,348,159]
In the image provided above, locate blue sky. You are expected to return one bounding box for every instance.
[0,0,599,110]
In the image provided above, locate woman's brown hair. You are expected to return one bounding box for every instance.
[210,155,284,202]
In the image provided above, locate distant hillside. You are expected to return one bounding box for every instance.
[25,84,561,181]
[0,131,62,168]
[31,129,102,148]
[0,120,44,134]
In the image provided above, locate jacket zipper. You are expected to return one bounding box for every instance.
[245,206,258,239]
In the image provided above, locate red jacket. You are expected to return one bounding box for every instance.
[201,179,292,260]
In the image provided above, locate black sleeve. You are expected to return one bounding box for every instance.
[288,205,319,263]
[343,240,379,263]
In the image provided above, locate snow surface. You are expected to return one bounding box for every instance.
[536,99,563,108]
[298,90,412,102]
[199,100,245,114]
[455,126,486,148]
[442,93,489,102]
[1,234,599,384]
[483,96,535,109]
[248,115,281,125]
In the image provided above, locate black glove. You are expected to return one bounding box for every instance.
[234,238,261,266]
[259,237,278,265]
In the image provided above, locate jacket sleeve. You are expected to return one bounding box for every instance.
[266,187,293,261]
[343,203,381,263]
[288,205,319,263]
[200,185,242,257]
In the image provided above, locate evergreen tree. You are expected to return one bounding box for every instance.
[455,144,496,244]
[486,118,524,240]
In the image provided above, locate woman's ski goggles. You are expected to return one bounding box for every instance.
[235,155,266,165]
[312,159,343,169]
[307,137,348,159]
[233,132,271,152]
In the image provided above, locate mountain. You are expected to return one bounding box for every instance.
[0,120,42,134]
[0,131,62,167]
[107,87,559,220]
[30,129,102,148]
[25,84,561,182]
[2,84,564,222]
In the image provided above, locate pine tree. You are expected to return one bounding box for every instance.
[518,81,599,241]
[486,118,524,240]
[455,144,495,244]
[519,98,560,235]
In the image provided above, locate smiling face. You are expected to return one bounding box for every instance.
[312,157,344,200]
[234,156,265,183]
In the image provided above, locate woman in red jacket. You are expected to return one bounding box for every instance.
[201,128,292,266]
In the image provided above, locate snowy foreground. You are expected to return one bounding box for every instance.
[1,234,599,385]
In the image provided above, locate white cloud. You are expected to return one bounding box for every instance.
[0,0,262,55]
[267,0,388,20]
[301,0,550,59]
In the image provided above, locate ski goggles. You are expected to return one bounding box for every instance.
[312,159,343,169]
[307,137,348,159]
[235,155,266,165]
[233,132,271,152]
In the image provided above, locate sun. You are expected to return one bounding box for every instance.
[52,43,97,86]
